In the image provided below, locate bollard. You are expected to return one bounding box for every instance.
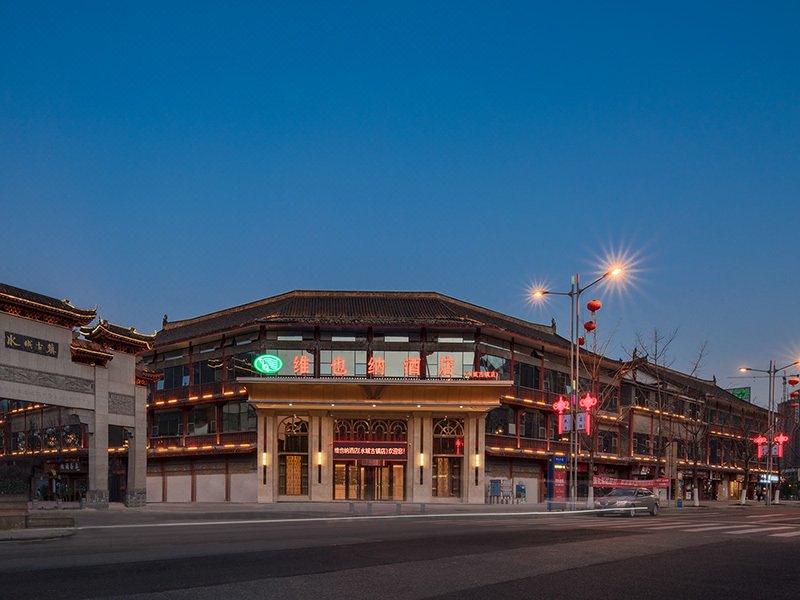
[395,503,402,515]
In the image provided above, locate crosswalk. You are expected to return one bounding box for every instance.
[532,512,800,539]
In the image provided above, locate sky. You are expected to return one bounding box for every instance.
[2,2,799,408]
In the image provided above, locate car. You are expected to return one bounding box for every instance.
[595,487,659,517]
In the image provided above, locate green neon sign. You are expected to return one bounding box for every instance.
[253,354,283,375]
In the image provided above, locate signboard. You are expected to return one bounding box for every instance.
[553,468,567,500]
[58,460,83,473]
[332,441,407,461]
[593,476,670,488]
[5,332,58,358]
[726,387,751,402]
[253,354,283,375]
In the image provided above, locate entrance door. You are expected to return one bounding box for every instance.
[334,462,405,500]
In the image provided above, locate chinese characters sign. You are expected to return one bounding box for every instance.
[332,441,407,461]
[593,476,670,488]
[5,332,58,358]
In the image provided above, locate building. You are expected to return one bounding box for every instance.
[0,283,154,507]
[141,290,774,504]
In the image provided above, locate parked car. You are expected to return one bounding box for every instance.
[595,488,659,516]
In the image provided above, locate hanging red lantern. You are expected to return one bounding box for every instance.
[578,336,585,346]
[583,321,596,332]
[791,391,800,399]
[788,377,799,386]
[587,299,602,313]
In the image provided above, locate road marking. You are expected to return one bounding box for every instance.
[725,526,794,535]
[681,524,754,532]
[643,523,699,530]
[74,508,642,531]
[746,513,788,519]
[770,530,800,538]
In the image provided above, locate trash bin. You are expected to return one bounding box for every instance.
[677,499,683,508]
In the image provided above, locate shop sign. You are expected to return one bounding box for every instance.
[593,476,670,488]
[464,370,499,380]
[253,354,283,375]
[5,331,58,358]
[333,441,407,461]
[58,461,82,473]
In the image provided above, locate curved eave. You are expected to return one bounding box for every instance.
[0,294,96,327]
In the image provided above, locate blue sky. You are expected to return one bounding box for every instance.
[2,2,799,406]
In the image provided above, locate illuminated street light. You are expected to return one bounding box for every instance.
[531,266,625,509]
[737,359,799,506]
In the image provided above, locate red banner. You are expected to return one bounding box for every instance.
[593,476,670,488]
[553,470,567,500]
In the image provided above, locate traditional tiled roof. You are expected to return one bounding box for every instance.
[70,338,114,366]
[80,319,155,354]
[0,282,96,328]
[630,359,762,410]
[155,290,568,349]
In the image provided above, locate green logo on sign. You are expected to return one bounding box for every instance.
[253,354,283,375]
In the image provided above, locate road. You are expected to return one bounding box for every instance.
[2,506,799,599]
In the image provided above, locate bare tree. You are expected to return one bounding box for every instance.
[732,408,762,505]
[577,321,630,507]
[682,397,709,507]
[624,331,708,505]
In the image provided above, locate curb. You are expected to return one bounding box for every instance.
[0,528,75,542]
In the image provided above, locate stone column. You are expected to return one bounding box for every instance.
[309,412,332,501]
[86,367,109,508]
[125,385,148,507]
[411,414,432,503]
[257,410,275,503]
[464,414,487,504]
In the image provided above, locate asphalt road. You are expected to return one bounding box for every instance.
[3,506,799,599]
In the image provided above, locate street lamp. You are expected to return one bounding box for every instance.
[738,359,799,506]
[532,266,624,509]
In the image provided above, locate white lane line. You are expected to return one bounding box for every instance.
[74,508,631,531]
[681,524,754,532]
[746,513,788,519]
[770,530,800,538]
[643,523,701,530]
[725,526,794,535]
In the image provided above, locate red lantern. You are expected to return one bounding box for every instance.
[587,299,602,313]
[788,377,799,386]
[791,391,800,399]
[583,321,596,332]
[578,336,585,346]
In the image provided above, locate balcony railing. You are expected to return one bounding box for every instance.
[485,434,570,455]
[151,381,246,405]
[149,431,257,450]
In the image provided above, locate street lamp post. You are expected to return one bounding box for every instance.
[739,359,799,506]
[533,267,622,509]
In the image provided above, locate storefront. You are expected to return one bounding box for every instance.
[243,377,509,503]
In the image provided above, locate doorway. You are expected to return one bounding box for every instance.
[334,462,405,500]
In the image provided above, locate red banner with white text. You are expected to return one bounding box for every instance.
[593,476,670,488]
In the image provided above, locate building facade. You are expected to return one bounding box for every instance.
[0,283,153,507]
[142,290,773,504]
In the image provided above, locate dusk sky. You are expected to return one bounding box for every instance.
[2,2,799,406]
